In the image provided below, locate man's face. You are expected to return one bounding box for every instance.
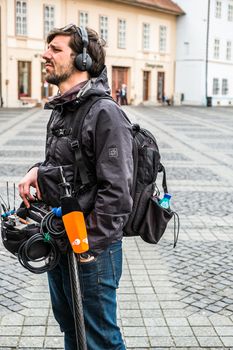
[42,35,76,86]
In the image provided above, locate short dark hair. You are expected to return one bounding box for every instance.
[46,25,106,77]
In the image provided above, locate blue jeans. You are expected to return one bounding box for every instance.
[47,241,126,350]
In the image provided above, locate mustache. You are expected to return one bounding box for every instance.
[44,60,53,66]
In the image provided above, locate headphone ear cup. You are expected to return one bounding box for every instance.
[74,53,92,72]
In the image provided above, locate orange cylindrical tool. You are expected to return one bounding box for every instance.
[62,211,89,254]
[59,166,89,254]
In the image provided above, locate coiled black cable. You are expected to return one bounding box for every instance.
[41,211,66,238]
[17,232,60,274]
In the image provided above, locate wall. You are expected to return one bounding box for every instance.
[1,0,179,107]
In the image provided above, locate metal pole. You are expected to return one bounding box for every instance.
[67,248,87,350]
[205,0,211,105]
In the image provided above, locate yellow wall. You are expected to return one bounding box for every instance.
[1,0,178,107]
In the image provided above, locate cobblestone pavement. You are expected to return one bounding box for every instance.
[0,105,233,349]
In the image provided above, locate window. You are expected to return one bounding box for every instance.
[79,11,88,27]
[213,78,219,95]
[18,61,31,98]
[214,39,220,59]
[222,79,228,95]
[226,41,232,60]
[228,4,233,21]
[118,19,126,49]
[142,23,150,50]
[159,25,167,52]
[215,1,222,18]
[16,1,27,36]
[100,16,108,43]
[44,5,55,37]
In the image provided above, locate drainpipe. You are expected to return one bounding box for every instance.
[0,6,2,105]
[205,0,211,106]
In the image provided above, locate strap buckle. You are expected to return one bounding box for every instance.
[71,140,80,150]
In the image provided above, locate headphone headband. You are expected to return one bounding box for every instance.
[75,26,92,72]
[77,26,88,48]
[62,24,92,72]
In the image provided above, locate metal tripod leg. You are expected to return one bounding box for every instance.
[68,248,87,350]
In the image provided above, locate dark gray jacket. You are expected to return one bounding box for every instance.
[37,67,134,255]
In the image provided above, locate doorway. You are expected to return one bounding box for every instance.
[112,66,129,103]
[143,71,150,101]
[157,72,165,101]
[41,62,53,99]
[18,61,31,99]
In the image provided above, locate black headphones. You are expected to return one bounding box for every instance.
[74,26,93,72]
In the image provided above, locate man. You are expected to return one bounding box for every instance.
[18,24,133,350]
[120,83,128,105]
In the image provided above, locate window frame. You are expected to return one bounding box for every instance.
[43,4,55,38]
[117,18,126,49]
[79,10,88,27]
[99,15,108,43]
[222,79,228,95]
[213,78,220,95]
[15,0,27,37]
[226,40,232,60]
[142,22,150,51]
[228,3,233,21]
[214,38,220,59]
[215,0,222,18]
[159,25,167,53]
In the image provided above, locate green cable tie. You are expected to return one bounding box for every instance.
[43,232,51,242]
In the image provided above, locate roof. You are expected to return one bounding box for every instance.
[111,0,184,15]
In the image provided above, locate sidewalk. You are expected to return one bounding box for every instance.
[1,105,233,349]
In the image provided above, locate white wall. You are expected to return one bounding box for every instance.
[175,0,233,106]
[207,0,233,105]
[175,0,208,105]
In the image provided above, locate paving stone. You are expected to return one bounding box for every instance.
[149,336,175,347]
[138,302,160,309]
[123,326,147,336]
[120,310,142,318]
[220,337,233,347]
[46,325,64,336]
[121,318,144,327]
[141,309,163,318]
[209,314,233,326]
[197,336,224,347]
[146,326,170,337]
[125,336,150,348]
[1,313,24,326]
[0,325,21,335]
[169,326,194,337]
[0,335,19,347]
[18,336,44,348]
[21,325,46,336]
[166,318,189,326]
[214,326,233,336]
[119,301,140,309]
[43,336,64,348]
[173,336,199,347]
[192,326,217,337]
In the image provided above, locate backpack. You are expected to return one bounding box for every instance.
[71,95,179,247]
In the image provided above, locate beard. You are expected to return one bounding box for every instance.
[45,62,76,86]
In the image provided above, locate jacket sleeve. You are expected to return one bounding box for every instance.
[82,100,134,254]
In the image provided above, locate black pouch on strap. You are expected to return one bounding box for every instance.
[138,196,174,245]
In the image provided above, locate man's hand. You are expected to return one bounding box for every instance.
[18,167,41,208]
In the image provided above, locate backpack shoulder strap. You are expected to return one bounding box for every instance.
[71,95,115,186]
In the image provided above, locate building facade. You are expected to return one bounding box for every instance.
[0,0,183,107]
[175,0,233,106]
